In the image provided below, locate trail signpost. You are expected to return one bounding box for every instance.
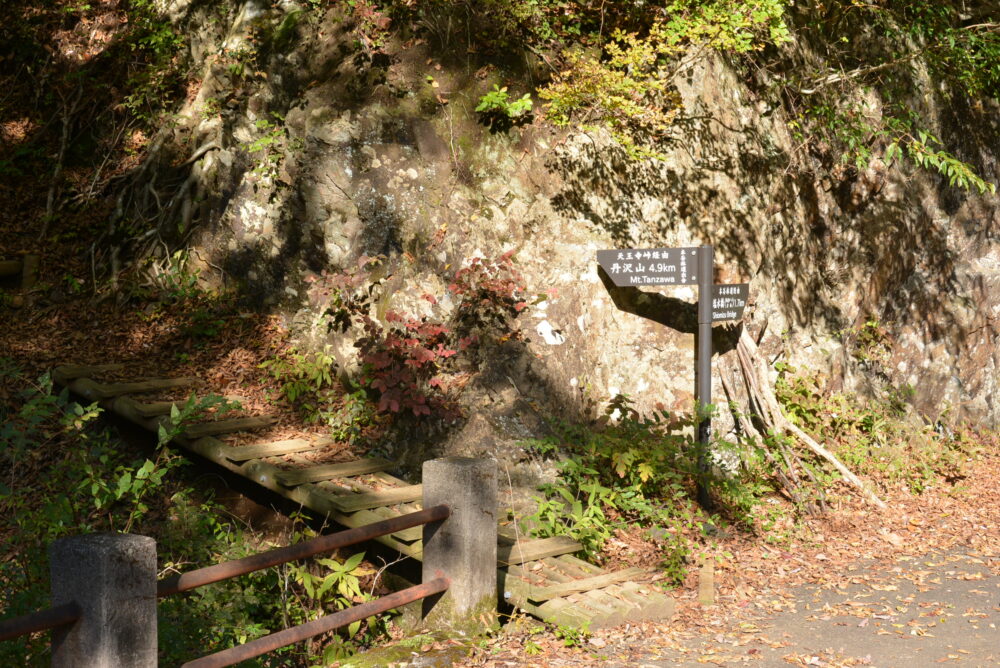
[596,245,747,503]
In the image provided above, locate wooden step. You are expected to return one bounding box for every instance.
[513,566,649,602]
[275,458,394,487]
[498,536,581,566]
[52,363,125,382]
[182,415,277,439]
[92,377,203,398]
[223,438,330,462]
[319,484,424,513]
[556,553,603,574]
[275,454,424,544]
[131,396,247,418]
[497,524,520,545]
[530,597,594,629]
[619,581,675,620]
[577,589,629,627]
[544,556,674,622]
[132,400,187,418]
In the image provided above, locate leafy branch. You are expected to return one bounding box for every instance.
[886,131,996,195]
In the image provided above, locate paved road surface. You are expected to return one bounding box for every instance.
[636,549,998,668]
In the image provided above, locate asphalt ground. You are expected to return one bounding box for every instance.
[634,549,999,667]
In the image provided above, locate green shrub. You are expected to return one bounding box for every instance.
[539,0,789,159]
[523,395,768,584]
[0,361,399,665]
[774,364,982,495]
[475,85,533,130]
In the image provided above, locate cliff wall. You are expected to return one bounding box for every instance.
[136,1,999,474]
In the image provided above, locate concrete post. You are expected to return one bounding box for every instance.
[50,533,157,668]
[421,457,497,632]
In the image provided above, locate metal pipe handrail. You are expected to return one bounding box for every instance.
[181,576,451,668]
[0,602,81,642]
[158,504,450,597]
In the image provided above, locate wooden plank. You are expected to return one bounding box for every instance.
[604,583,663,622]
[353,504,422,543]
[182,415,277,439]
[541,593,622,630]
[537,555,649,619]
[497,567,534,605]
[0,259,22,276]
[541,556,659,620]
[310,480,421,543]
[320,484,424,513]
[497,524,519,545]
[580,590,629,627]
[275,458,394,487]
[51,363,126,383]
[371,471,411,487]
[620,581,675,620]
[131,395,247,418]
[394,500,424,515]
[93,377,203,398]
[505,563,553,591]
[531,597,595,629]
[498,536,581,566]
[222,438,328,462]
[131,400,186,418]
[517,567,649,602]
[553,554,602,575]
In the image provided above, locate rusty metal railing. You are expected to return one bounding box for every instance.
[0,602,81,642]
[170,504,451,667]
[158,504,450,597]
[0,505,451,667]
[181,576,450,668]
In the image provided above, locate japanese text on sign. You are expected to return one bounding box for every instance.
[710,283,749,322]
[596,248,701,287]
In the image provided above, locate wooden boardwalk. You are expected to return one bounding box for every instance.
[52,364,675,630]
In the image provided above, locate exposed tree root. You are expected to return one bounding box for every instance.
[724,328,887,510]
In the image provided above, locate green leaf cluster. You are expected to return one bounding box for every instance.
[475,85,534,120]
[523,395,769,584]
[774,363,985,495]
[0,362,394,665]
[783,1,998,194]
[539,1,789,159]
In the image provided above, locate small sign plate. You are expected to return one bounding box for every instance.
[711,283,749,322]
[596,247,701,287]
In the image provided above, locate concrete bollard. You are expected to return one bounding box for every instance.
[50,533,157,668]
[421,457,497,632]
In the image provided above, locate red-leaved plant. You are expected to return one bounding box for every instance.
[309,252,527,419]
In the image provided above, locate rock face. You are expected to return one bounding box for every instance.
[147,2,999,465]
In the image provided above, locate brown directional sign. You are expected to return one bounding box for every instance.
[711,283,749,322]
[596,247,701,286]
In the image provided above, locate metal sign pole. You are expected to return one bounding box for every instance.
[696,244,713,505]
[595,241,748,509]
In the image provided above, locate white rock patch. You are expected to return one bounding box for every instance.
[536,320,565,345]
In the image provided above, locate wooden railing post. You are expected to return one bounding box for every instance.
[421,457,497,632]
[49,533,157,668]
